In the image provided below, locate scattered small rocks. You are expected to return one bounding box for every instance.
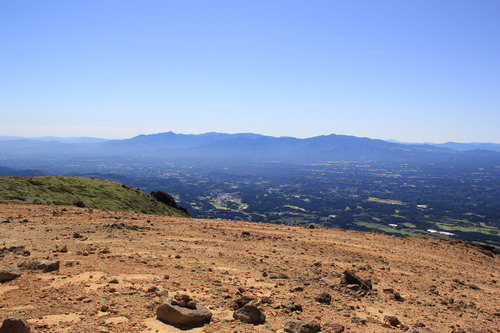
[0,266,21,283]
[0,316,30,333]
[0,246,30,257]
[284,320,321,333]
[157,296,212,327]
[171,294,197,309]
[103,222,152,231]
[233,304,266,325]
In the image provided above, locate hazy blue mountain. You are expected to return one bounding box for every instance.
[385,139,500,153]
[0,132,499,165]
[0,165,49,176]
[433,142,500,152]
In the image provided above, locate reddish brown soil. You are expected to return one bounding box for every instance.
[0,204,498,332]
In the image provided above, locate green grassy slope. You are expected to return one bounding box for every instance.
[0,176,189,217]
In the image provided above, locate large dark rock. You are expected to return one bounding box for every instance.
[233,304,265,325]
[0,316,30,333]
[156,298,212,328]
[150,191,189,214]
[341,270,372,291]
[284,321,321,333]
[0,266,21,283]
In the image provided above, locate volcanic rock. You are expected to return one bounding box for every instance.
[341,270,372,291]
[156,297,212,327]
[230,295,254,310]
[233,304,266,325]
[0,316,30,333]
[315,292,331,304]
[284,302,303,313]
[284,320,321,333]
[384,315,401,326]
[23,260,59,273]
[0,266,21,283]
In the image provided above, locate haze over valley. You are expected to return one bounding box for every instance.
[0,132,498,247]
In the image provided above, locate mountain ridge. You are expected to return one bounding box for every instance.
[2,132,498,164]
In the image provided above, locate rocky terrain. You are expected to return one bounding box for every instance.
[0,203,498,332]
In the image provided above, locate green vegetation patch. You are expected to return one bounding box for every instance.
[355,221,419,236]
[0,176,189,217]
[436,221,500,236]
[367,197,405,205]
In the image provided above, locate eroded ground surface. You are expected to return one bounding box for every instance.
[0,204,498,332]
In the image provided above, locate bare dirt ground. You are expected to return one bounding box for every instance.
[0,203,498,332]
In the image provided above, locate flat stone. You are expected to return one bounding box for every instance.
[29,260,59,273]
[157,298,212,328]
[0,266,21,283]
[284,320,321,333]
[325,323,345,333]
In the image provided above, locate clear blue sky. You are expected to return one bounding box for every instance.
[1,0,499,142]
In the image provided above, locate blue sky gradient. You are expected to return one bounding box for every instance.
[1,0,499,142]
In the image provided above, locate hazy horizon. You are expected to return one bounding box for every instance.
[1,1,499,143]
[1,130,500,145]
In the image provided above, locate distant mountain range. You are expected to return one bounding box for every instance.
[0,132,499,165]
[386,139,500,153]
